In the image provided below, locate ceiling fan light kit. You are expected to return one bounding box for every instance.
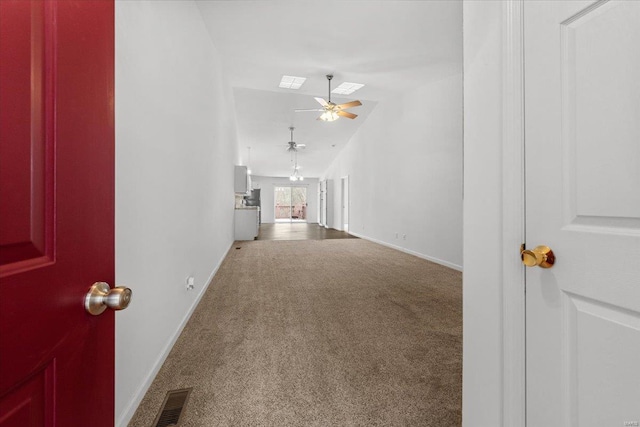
[286,126,306,152]
[295,74,362,121]
[319,110,339,122]
[285,126,304,181]
[290,151,304,181]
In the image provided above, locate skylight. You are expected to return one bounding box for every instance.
[279,75,306,90]
[331,82,365,95]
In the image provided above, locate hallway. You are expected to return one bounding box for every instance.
[110,3,463,423]
[129,239,462,426]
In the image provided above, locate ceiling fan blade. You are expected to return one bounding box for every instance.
[314,97,329,107]
[297,143,306,148]
[336,100,362,110]
[337,110,357,119]
[295,108,324,112]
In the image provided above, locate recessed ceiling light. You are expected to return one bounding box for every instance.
[331,82,364,95]
[279,75,306,90]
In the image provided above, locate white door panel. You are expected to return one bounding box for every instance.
[525,1,640,426]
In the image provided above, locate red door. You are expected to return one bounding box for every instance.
[0,0,115,425]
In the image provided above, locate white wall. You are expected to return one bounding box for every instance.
[115,1,237,425]
[321,72,463,271]
[250,176,319,224]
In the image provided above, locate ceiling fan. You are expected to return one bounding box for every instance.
[295,74,362,121]
[285,126,305,152]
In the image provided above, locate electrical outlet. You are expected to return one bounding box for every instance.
[186,276,195,291]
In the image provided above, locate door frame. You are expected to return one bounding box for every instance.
[464,0,527,424]
[500,0,526,424]
[320,180,327,227]
[341,175,349,232]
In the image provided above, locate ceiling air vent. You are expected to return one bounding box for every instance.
[153,388,192,427]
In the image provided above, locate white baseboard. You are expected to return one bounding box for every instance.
[115,242,234,427]
[348,231,463,272]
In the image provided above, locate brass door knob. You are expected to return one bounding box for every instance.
[85,282,132,315]
[521,245,555,268]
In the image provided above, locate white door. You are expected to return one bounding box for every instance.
[341,176,349,232]
[525,1,640,426]
[320,180,326,226]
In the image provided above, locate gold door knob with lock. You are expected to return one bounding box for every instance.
[521,245,555,268]
[85,282,132,315]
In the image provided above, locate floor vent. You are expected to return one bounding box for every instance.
[153,388,192,427]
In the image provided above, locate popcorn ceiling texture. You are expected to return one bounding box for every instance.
[129,238,462,426]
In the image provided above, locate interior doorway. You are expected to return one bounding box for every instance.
[274,186,307,223]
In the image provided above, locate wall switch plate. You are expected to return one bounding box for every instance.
[403,234,406,240]
[186,276,195,291]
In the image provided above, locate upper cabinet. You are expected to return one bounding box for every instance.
[234,165,248,194]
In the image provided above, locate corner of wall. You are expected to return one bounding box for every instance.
[115,243,234,427]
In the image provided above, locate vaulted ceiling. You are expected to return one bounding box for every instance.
[196,0,462,177]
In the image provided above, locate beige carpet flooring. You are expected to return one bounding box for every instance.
[128,239,462,426]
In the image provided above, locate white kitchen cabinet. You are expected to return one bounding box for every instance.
[234,165,248,194]
[234,207,259,240]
